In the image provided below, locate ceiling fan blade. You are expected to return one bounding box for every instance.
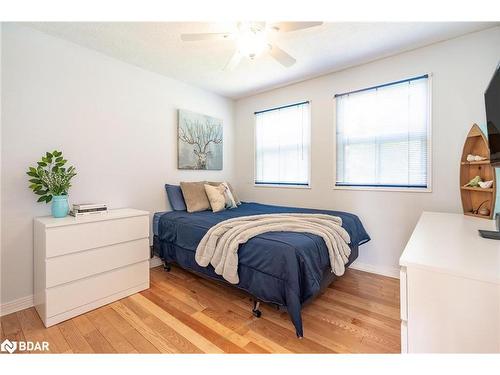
[224,51,242,71]
[180,32,232,42]
[270,22,323,33]
[269,44,296,67]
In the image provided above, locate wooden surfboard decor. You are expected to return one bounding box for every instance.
[460,123,496,219]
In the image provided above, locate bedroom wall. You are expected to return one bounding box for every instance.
[0,23,3,309]
[234,26,500,277]
[0,24,235,306]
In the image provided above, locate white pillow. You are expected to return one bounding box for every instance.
[204,184,226,212]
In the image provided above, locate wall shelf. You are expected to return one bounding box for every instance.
[464,212,492,219]
[460,186,494,192]
[459,124,496,219]
[460,160,490,165]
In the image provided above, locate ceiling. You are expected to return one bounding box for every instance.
[26,22,498,99]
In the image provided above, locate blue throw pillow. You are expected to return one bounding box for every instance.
[165,184,187,211]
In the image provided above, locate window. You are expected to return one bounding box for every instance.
[335,75,430,190]
[255,101,310,186]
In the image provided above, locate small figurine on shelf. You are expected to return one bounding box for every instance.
[464,176,494,189]
[478,206,491,216]
[466,154,488,162]
[473,200,491,216]
[478,180,494,189]
[465,175,482,187]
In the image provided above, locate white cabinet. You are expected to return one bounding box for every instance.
[34,208,150,327]
[400,212,500,353]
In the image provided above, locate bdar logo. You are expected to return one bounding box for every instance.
[0,339,49,353]
[1,339,17,354]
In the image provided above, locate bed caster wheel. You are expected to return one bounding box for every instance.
[252,309,262,318]
[252,300,262,318]
[163,262,171,272]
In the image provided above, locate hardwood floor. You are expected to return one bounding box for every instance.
[0,266,401,354]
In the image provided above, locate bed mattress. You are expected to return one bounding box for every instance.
[153,211,167,237]
[153,202,370,337]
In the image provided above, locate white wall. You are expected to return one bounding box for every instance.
[0,24,235,305]
[234,27,500,277]
[0,23,3,309]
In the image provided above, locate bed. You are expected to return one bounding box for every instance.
[152,202,370,337]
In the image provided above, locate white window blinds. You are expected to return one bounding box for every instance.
[335,75,430,189]
[255,101,310,186]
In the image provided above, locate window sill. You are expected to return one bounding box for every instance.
[333,185,432,193]
[254,184,311,190]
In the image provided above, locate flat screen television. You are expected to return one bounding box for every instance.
[486,62,500,166]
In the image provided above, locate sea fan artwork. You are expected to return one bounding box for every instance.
[178,109,223,170]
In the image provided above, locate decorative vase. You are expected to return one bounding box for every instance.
[51,195,69,218]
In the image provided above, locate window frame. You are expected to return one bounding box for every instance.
[333,74,433,193]
[253,100,312,189]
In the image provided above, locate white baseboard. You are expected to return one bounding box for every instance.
[349,260,400,279]
[0,258,165,316]
[0,295,34,317]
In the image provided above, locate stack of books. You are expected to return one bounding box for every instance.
[70,203,108,217]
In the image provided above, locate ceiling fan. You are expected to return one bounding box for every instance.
[180,22,323,71]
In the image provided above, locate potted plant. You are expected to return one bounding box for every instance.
[27,150,77,218]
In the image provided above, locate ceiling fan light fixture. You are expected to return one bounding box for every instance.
[236,29,269,59]
[181,21,323,69]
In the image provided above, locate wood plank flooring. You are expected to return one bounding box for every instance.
[0,266,400,353]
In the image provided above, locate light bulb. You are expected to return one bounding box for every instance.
[237,30,268,59]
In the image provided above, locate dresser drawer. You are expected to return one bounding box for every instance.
[45,238,150,288]
[45,260,149,318]
[45,215,149,258]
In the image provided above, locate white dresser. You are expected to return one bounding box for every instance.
[400,212,500,353]
[34,208,150,327]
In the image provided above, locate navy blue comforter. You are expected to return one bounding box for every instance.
[154,202,370,337]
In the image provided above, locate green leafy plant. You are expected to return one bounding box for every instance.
[27,150,77,203]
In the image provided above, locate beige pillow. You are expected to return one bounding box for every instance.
[180,181,211,213]
[204,184,226,213]
[207,181,241,205]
